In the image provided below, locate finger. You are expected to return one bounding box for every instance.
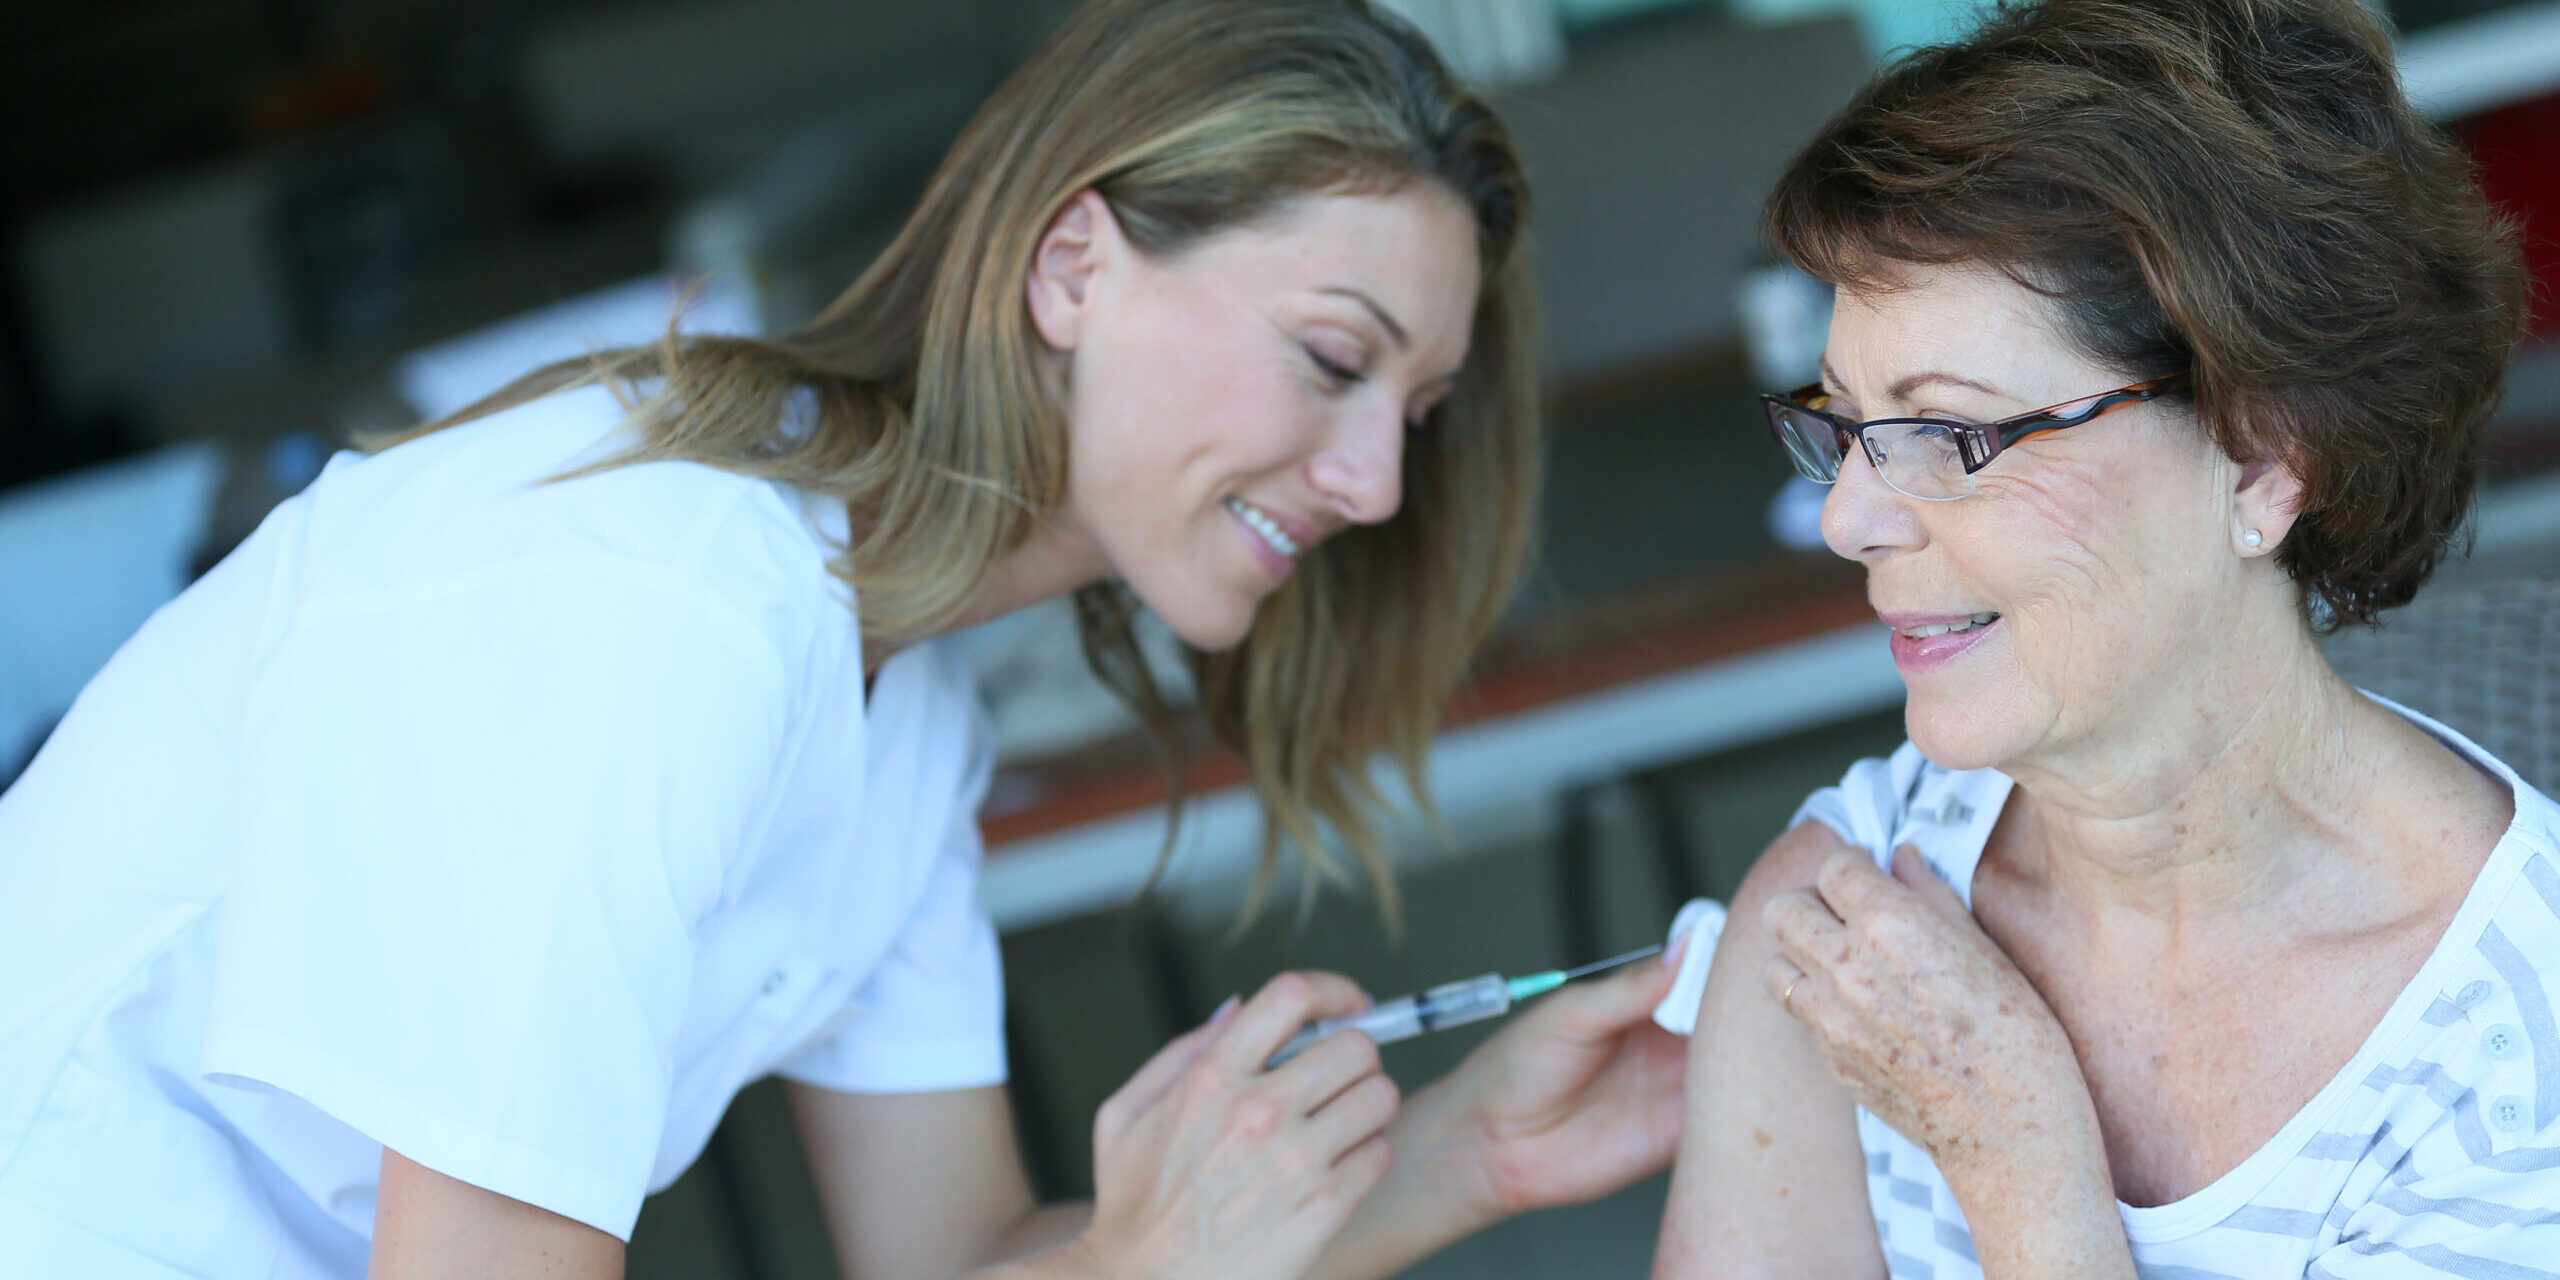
[1891,844,1970,921]
[1535,943,1685,1039]
[1760,885,1848,968]
[1215,971,1371,1073]
[1329,1131,1393,1204]
[1097,996,1239,1141]
[1269,1018,1386,1113]
[1762,956,1815,1022]
[1813,847,1896,918]
[1307,1073,1400,1164]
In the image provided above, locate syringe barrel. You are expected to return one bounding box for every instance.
[1267,974,1512,1066]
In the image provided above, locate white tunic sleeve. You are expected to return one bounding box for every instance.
[773,834,1008,1095]
[202,552,791,1239]
[777,651,1007,1095]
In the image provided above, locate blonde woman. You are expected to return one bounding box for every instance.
[0,1,1688,1278]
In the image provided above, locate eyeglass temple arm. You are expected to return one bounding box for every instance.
[1958,378,2183,473]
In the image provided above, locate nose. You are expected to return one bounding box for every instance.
[1307,404,1406,526]
[1821,441,1926,563]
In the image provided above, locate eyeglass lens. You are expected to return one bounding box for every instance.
[1771,405,1972,501]
[1773,407,1843,482]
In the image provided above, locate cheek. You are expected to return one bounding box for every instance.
[1962,456,2220,689]
[1972,460,2127,594]
[1959,465,2151,678]
[1071,305,1255,496]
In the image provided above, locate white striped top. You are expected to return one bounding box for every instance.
[1794,697,2560,1280]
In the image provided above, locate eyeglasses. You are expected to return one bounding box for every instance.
[1762,373,2187,502]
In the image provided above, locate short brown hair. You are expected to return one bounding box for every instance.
[1766,0,2527,625]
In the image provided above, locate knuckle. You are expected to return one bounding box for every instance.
[1231,1094,1283,1141]
[1358,1082,1400,1129]
[1176,1061,1225,1107]
[1265,971,1315,1012]
[1339,1029,1382,1074]
[1817,849,1864,895]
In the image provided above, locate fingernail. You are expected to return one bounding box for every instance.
[1664,928,1690,967]
[1209,995,1240,1026]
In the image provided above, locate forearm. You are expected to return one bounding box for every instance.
[1300,1078,1495,1280]
[961,1236,1108,1280]
[1938,1112,2136,1280]
[969,1203,1093,1272]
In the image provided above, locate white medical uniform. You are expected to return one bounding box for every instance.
[0,385,1008,1278]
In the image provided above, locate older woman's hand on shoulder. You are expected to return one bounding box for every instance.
[1758,841,2135,1277]
[1763,846,2095,1183]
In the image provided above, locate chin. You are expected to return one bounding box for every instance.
[1132,586,1259,654]
[1902,689,2042,773]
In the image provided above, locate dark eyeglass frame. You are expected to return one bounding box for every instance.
[1763,372,2188,491]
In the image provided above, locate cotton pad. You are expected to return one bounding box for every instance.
[1651,897,1727,1035]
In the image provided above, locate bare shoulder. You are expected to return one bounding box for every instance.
[1738,820,1857,905]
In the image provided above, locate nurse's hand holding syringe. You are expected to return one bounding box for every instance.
[1267,945,1665,1067]
[1080,969,1402,1280]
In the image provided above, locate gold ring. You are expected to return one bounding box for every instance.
[1781,974,1803,1012]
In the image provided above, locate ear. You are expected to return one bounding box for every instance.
[2232,449,2307,557]
[1025,189,1118,353]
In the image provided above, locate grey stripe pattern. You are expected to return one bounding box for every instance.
[2301,1131,2381,1162]
[2335,1236,2560,1279]
[1931,1217,1978,1263]
[2370,1179,2560,1229]
[2524,855,2560,926]
[2480,923,2560,1130]
[2219,1205,2322,1237]
[1844,742,2560,1280]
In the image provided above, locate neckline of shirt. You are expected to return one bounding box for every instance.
[2081,694,2552,1238]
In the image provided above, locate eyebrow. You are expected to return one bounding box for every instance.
[1819,359,2010,406]
[1319,286,1410,351]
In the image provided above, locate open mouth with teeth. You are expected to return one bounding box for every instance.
[1899,612,2000,640]
[1224,496,1301,559]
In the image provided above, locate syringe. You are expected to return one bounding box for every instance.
[1266,945,1663,1067]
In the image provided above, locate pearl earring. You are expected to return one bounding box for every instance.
[2244,529,2263,549]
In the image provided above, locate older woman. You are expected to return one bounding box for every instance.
[1654,0,2548,1276]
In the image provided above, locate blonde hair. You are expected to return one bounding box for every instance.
[376,0,1541,925]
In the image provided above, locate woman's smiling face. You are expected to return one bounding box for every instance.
[1819,264,2268,771]
[1025,185,1480,651]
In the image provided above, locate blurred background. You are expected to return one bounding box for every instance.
[3,0,2558,1275]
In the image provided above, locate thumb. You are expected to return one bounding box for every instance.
[1547,948,1683,1038]
[1891,844,1968,921]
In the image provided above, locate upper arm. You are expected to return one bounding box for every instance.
[371,1149,624,1280]
[1653,820,1884,1280]
[791,1082,1039,1280]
